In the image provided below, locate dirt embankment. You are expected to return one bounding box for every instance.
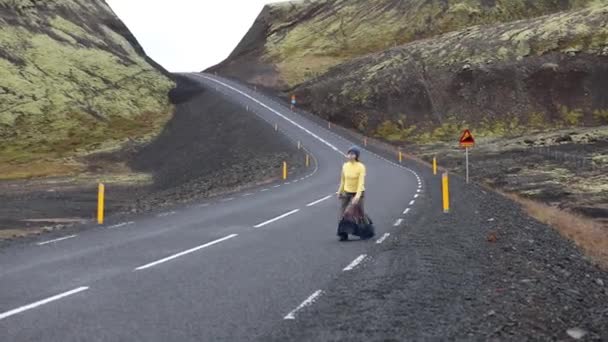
[0,76,303,240]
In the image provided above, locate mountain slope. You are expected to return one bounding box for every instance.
[210,0,599,88]
[0,0,175,179]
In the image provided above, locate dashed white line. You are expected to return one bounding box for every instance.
[409,200,416,206]
[284,182,291,185]
[261,189,269,192]
[254,209,300,228]
[108,222,135,229]
[273,185,281,188]
[376,233,390,244]
[403,208,411,214]
[221,198,235,202]
[394,219,404,226]
[157,211,176,218]
[284,290,323,320]
[37,235,77,246]
[417,189,422,193]
[306,195,332,207]
[414,194,419,198]
[243,193,254,197]
[197,203,210,208]
[0,286,89,321]
[343,254,367,271]
[135,234,238,271]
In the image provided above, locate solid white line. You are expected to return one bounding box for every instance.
[403,208,411,214]
[394,219,404,226]
[284,290,323,320]
[108,222,135,229]
[343,254,367,271]
[135,234,238,271]
[200,75,346,157]
[376,233,390,244]
[409,200,415,205]
[37,235,77,246]
[306,195,332,207]
[254,209,300,228]
[0,287,89,321]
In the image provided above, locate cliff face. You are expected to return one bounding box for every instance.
[0,0,175,178]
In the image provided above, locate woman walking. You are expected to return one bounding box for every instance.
[337,146,374,241]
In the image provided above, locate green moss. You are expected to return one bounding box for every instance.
[593,109,608,123]
[559,105,584,125]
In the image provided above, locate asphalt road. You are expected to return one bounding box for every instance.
[0,73,422,341]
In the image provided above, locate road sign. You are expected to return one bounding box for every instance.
[459,129,475,148]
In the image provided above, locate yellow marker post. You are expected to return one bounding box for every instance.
[274,123,278,131]
[305,154,310,167]
[328,122,332,129]
[442,173,450,213]
[97,183,105,224]
[298,141,301,150]
[283,161,288,180]
[398,151,403,163]
[433,157,437,175]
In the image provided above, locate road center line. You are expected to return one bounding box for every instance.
[135,234,238,271]
[0,286,89,321]
[243,193,254,197]
[284,290,323,320]
[108,222,135,229]
[221,198,235,202]
[409,200,416,205]
[306,195,332,207]
[157,211,176,218]
[403,208,411,214]
[414,194,419,198]
[254,209,300,228]
[376,233,390,244]
[343,254,367,271]
[37,235,77,246]
[394,219,404,226]
[273,185,281,188]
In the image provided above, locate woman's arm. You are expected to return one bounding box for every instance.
[354,164,366,200]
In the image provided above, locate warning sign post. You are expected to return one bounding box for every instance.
[459,129,475,184]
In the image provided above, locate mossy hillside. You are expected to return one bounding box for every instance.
[293,4,608,143]
[0,0,175,178]
[263,0,601,86]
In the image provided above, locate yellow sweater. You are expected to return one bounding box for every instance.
[338,161,366,199]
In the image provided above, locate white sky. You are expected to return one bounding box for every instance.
[105,0,286,72]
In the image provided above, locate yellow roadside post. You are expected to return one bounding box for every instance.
[398,151,403,163]
[274,123,278,131]
[283,161,288,180]
[97,183,105,224]
[305,154,310,167]
[442,172,450,213]
[328,122,332,129]
[298,141,301,150]
[433,157,437,175]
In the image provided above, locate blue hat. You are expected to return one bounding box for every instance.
[347,146,360,158]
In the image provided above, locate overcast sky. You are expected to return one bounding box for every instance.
[105,0,286,72]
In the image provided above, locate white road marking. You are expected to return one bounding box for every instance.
[243,193,254,197]
[37,235,77,246]
[108,222,135,229]
[409,200,415,205]
[197,203,210,208]
[403,208,411,214]
[417,189,422,193]
[414,194,419,198]
[284,290,323,320]
[201,75,346,157]
[157,211,176,218]
[261,189,269,192]
[306,195,332,207]
[394,219,404,226]
[284,182,291,185]
[221,198,235,202]
[343,254,367,271]
[0,287,89,321]
[273,185,281,188]
[135,234,238,271]
[254,209,300,228]
[376,233,390,244]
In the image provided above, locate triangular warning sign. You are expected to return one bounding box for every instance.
[459,129,475,148]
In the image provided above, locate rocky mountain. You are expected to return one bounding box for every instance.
[0,0,175,179]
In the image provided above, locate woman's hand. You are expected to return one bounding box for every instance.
[352,197,360,205]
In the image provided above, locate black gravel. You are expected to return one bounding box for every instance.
[259,161,608,341]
